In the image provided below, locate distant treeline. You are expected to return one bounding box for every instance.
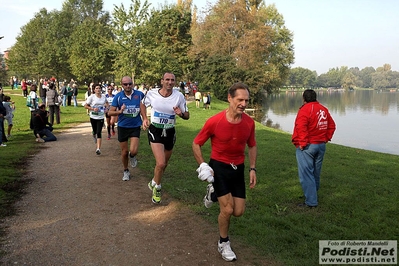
[286,64,398,89]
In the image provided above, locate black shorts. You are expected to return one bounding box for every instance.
[209,159,246,199]
[147,124,176,151]
[118,126,141,142]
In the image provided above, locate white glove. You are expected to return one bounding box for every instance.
[196,162,214,183]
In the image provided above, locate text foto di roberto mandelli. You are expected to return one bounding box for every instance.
[319,240,397,265]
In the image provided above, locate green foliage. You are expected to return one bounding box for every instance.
[111,0,151,82]
[69,18,114,82]
[194,54,244,101]
[6,9,50,79]
[287,64,399,90]
[5,0,297,97]
[287,67,317,88]
[37,10,75,80]
[189,0,294,101]
[360,66,375,88]
[141,4,193,83]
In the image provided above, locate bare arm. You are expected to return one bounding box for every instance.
[108,105,125,116]
[140,102,149,130]
[248,145,257,188]
[192,142,205,165]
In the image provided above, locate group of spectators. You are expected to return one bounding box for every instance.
[0,83,14,147]
[25,82,58,143]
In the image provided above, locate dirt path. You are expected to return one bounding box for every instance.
[0,122,271,266]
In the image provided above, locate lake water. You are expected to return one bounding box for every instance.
[260,89,399,156]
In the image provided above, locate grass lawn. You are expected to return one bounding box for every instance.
[1,86,398,265]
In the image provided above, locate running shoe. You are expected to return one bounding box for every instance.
[152,186,161,204]
[218,241,237,262]
[0,143,7,147]
[203,183,215,208]
[148,181,154,191]
[123,170,130,181]
[107,135,111,140]
[112,129,116,136]
[35,138,45,143]
[129,153,137,168]
[93,134,97,143]
[96,149,101,155]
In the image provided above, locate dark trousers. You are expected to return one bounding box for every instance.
[48,105,60,125]
[35,127,57,142]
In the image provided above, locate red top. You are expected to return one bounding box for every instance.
[21,81,27,90]
[194,110,256,165]
[292,101,336,148]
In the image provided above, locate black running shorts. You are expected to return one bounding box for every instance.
[147,124,176,151]
[209,159,246,199]
[118,126,141,142]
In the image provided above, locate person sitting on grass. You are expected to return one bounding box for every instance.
[32,104,57,143]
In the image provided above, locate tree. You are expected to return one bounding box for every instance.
[7,0,112,84]
[62,0,110,23]
[195,54,245,101]
[63,0,112,83]
[68,18,114,82]
[189,0,294,102]
[37,10,76,82]
[6,9,51,80]
[388,70,399,88]
[341,72,357,89]
[287,67,317,88]
[372,64,391,89]
[359,66,375,88]
[322,67,347,88]
[140,2,193,84]
[111,0,151,83]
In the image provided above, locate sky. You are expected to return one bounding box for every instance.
[0,0,398,74]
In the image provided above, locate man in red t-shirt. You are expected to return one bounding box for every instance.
[292,89,336,208]
[192,82,257,262]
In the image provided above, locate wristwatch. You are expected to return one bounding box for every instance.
[249,167,256,172]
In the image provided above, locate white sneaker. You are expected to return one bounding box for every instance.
[96,149,101,155]
[0,143,7,147]
[203,183,214,208]
[122,170,130,181]
[35,138,45,143]
[129,153,137,168]
[218,241,237,261]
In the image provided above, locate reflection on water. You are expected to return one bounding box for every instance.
[259,90,399,156]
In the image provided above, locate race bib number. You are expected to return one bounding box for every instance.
[152,111,175,128]
[122,107,140,118]
[91,106,105,116]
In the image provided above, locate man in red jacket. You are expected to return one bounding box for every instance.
[292,89,336,207]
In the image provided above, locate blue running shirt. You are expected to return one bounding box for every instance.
[111,90,145,128]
